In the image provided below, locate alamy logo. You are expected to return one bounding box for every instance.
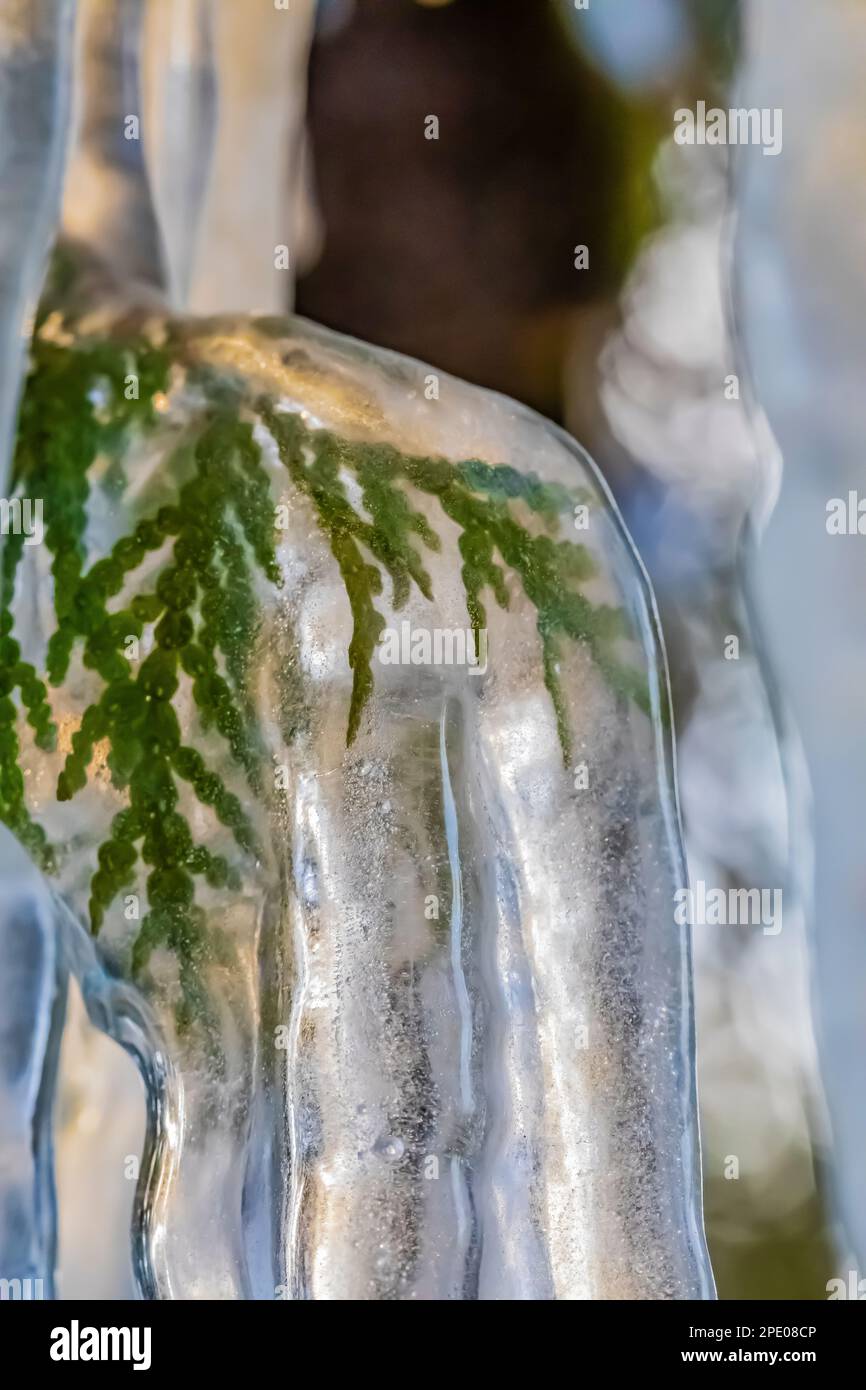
[377,621,488,674]
[826,492,866,535]
[827,1270,866,1300]
[674,880,782,936]
[0,1276,44,1300]
[674,102,783,157]
[0,496,43,545]
[50,1320,152,1371]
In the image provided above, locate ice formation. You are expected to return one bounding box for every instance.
[0,248,713,1297]
[0,0,713,1301]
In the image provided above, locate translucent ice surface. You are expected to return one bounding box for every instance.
[0,835,65,1299]
[0,0,75,1304]
[0,249,714,1299]
[61,0,167,295]
[0,0,75,485]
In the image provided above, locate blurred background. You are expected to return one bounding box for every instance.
[6,0,866,1299]
[290,0,837,1301]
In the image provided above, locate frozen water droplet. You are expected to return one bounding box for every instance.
[375,1134,405,1162]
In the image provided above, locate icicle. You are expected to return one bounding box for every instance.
[62,0,166,292]
[3,272,714,1297]
[141,0,217,310]
[0,0,75,490]
[0,0,75,1303]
